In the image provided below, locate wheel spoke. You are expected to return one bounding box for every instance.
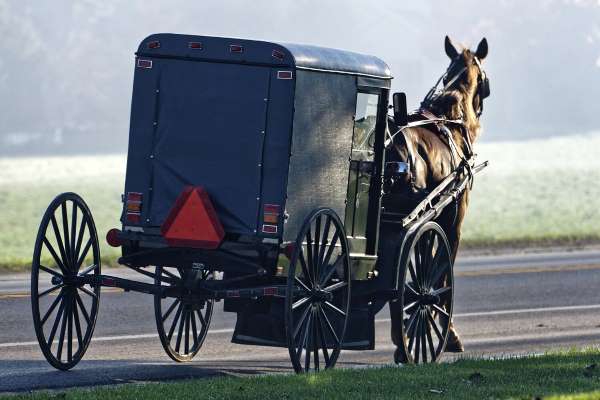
[161,268,179,280]
[294,276,311,293]
[306,229,315,287]
[404,283,419,304]
[47,297,65,346]
[76,238,93,271]
[320,231,339,273]
[41,290,64,325]
[432,304,449,318]
[61,202,72,268]
[313,215,321,278]
[316,306,330,365]
[324,301,346,317]
[297,310,312,359]
[319,307,340,345]
[426,317,436,362]
[70,201,78,266]
[78,285,97,299]
[73,215,88,266]
[317,217,332,266]
[320,254,343,286]
[293,302,313,339]
[39,265,62,278]
[43,238,67,275]
[303,311,312,371]
[38,284,64,298]
[162,299,180,323]
[67,294,73,362]
[421,311,428,363]
[298,248,312,285]
[73,298,84,350]
[426,235,441,288]
[313,311,319,371]
[406,312,419,353]
[403,300,419,313]
[430,262,449,289]
[323,280,347,293]
[191,310,199,348]
[408,258,419,289]
[196,309,206,328]
[431,286,452,300]
[293,296,310,310]
[167,303,183,341]
[175,309,185,353]
[184,311,190,354]
[50,215,69,273]
[426,310,444,341]
[414,313,422,363]
[56,296,69,361]
[75,293,90,325]
[78,264,99,276]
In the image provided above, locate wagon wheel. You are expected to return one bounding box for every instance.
[31,193,101,370]
[154,266,214,362]
[285,208,351,373]
[395,221,453,364]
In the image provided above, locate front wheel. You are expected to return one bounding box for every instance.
[154,266,214,362]
[31,193,101,370]
[285,208,351,373]
[395,221,453,364]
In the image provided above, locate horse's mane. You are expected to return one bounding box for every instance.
[424,50,482,145]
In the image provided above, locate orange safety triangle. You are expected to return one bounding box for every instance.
[160,186,225,249]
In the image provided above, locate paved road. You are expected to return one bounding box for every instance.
[1,249,599,393]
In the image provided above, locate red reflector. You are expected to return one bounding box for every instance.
[161,186,225,249]
[106,228,123,247]
[277,71,293,80]
[272,49,285,60]
[126,212,141,223]
[147,41,160,49]
[263,287,278,296]
[189,41,203,49]
[137,59,152,69]
[262,224,278,234]
[127,192,143,202]
[264,204,280,213]
[230,44,244,53]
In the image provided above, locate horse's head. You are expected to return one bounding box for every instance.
[443,36,490,118]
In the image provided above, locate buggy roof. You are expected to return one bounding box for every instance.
[137,33,392,79]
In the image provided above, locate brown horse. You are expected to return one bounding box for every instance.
[387,36,489,361]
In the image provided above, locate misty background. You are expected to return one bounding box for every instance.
[1,0,600,156]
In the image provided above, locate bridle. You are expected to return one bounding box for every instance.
[421,53,490,118]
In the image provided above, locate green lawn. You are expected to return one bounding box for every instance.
[1,133,599,271]
[4,349,600,400]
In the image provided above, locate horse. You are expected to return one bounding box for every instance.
[387,36,490,362]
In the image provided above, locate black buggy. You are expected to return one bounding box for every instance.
[31,34,486,372]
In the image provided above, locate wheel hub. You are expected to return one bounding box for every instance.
[310,288,333,303]
[420,293,440,305]
[51,275,64,285]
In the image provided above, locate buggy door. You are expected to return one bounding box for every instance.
[345,90,384,254]
[146,60,271,234]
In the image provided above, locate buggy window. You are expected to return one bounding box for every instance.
[351,92,379,161]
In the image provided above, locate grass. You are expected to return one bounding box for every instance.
[1,133,600,271]
[4,349,600,399]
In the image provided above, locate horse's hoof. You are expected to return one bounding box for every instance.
[394,348,409,364]
[445,329,465,353]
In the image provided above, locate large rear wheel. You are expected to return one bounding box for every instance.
[31,193,101,370]
[285,208,351,373]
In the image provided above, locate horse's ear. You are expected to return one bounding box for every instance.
[475,38,488,60]
[445,35,459,59]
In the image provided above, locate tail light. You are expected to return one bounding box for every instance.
[189,42,203,49]
[262,204,280,234]
[125,192,143,224]
[229,44,244,53]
